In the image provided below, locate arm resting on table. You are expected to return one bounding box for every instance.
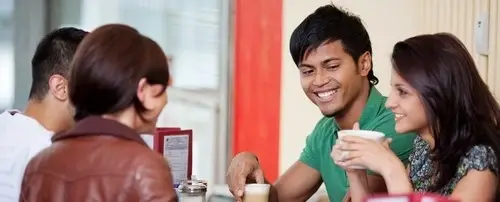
[267,161,323,202]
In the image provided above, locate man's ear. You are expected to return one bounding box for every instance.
[48,74,68,101]
[358,52,372,76]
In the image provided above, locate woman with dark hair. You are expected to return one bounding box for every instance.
[332,33,500,202]
[19,24,177,202]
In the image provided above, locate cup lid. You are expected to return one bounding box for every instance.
[179,180,207,193]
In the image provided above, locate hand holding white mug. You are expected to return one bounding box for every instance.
[331,122,396,174]
[331,123,361,170]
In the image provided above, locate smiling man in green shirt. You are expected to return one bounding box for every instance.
[300,87,415,202]
[226,4,415,202]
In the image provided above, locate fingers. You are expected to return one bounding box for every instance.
[335,155,363,168]
[332,145,363,162]
[331,144,342,161]
[340,135,368,144]
[227,165,251,201]
[227,153,262,201]
[331,144,346,162]
[340,151,349,160]
[336,141,359,151]
[382,138,393,149]
[235,175,247,201]
[341,151,363,161]
[227,173,246,201]
[332,144,364,170]
[253,169,265,184]
[335,160,354,169]
[352,122,360,130]
[231,169,265,201]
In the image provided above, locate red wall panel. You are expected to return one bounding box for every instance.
[232,0,283,182]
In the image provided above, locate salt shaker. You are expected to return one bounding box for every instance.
[178,180,208,202]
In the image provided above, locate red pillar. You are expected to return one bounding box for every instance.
[232,0,283,182]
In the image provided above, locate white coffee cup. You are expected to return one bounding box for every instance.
[243,184,270,202]
[337,130,386,169]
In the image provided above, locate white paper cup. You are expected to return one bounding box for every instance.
[243,184,270,202]
[337,130,386,169]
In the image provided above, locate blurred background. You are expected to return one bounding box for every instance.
[1,0,499,201]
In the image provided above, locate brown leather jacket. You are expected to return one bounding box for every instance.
[19,116,178,202]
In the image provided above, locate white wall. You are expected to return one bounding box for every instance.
[279,0,422,173]
[418,0,500,99]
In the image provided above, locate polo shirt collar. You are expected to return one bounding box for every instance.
[332,87,385,130]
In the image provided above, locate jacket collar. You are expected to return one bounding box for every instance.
[52,116,147,146]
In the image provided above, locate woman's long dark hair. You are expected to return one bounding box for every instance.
[391,33,500,191]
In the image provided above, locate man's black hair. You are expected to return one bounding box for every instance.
[289,4,378,85]
[29,27,88,100]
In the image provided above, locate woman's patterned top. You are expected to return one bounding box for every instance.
[408,135,498,195]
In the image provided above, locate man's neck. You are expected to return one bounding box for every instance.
[335,84,371,130]
[24,100,62,133]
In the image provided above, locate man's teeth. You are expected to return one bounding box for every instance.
[318,90,336,98]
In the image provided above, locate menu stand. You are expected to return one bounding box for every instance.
[144,127,193,187]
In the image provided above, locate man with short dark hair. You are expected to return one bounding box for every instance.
[0,27,87,202]
[226,4,415,202]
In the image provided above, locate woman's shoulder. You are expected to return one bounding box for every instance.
[459,145,498,174]
[409,136,430,161]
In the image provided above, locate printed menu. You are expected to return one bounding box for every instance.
[143,127,192,185]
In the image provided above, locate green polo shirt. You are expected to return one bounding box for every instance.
[299,87,415,202]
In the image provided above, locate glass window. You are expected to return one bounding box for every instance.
[118,0,222,90]
[75,0,222,91]
[50,0,231,188]
[0,0,14,109]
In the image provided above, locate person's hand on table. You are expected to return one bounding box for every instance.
[226,152,265,201]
